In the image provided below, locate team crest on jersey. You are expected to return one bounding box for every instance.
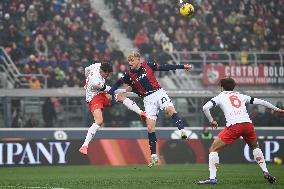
[136,73,147,81]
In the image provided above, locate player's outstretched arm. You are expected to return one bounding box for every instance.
[151,63,192,71]
[107,79,124,95]
[101,84,127,94]
[251,98,279,111]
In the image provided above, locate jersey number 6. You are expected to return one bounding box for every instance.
[229,95,241,108]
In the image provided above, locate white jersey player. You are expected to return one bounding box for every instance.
[198,77,284,185]
[79,62,146,155]
[204,91,279,127]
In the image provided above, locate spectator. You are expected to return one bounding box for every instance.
[28,76,41,89]
[162,37,173,54]
[134,29,148,48]
[271,101,284,126]
[260,108,274,126]
[25,113,39,127]
[34,34,48,59]
[249,106,263,126]
[200,127,213,139]
[42,98,57,127]
[154,27,167,45]
[11,109,24,128]
[253,18,266,38]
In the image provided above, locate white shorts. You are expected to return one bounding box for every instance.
[143,88,174,120]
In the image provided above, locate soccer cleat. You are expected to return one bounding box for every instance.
[263,172,276,184]
[180,129,187,139]
[79,146,88,155]
[148,154,158,168]
[198,178,217,185]
[139,112,147,122]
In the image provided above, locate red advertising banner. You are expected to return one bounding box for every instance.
[1,139,283,166]
[203,64,284,85]
[87,139,207,165]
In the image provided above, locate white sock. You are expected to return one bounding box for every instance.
[123,98,142,114]
[82,123,100,147]
[209,152,219,179]
[253,148,268,172]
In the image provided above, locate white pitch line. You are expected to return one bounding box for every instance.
[0,186,67,189]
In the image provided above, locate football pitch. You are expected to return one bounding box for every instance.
[0,164,283,189]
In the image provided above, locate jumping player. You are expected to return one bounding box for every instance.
[79,62,146,155]
[107,51,192,167]
[198,77,284,184]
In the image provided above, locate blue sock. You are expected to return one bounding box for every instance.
[171,113,184,130]
[148,132,157,155]
[110,94,117,106]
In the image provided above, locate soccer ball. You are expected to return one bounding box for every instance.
[273,157,282,165]
[179,3,195,17]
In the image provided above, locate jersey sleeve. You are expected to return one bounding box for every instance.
[120,72,131,83]
[85,63,101,77]
[85,64,98,77]
[148,63,185,71]
[252,98,279,111]
[202,100,215,122]
[210,95,221,107]
[147,63,160,71]
[241,94,252,104]
[108,72,129,94]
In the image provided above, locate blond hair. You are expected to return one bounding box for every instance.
[127,51,140,61]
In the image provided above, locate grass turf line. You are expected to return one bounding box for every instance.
[0,164,283,189]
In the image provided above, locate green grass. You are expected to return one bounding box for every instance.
[0,164,283,189]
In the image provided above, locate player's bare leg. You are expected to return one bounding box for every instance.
[116,93,147,121]
[79,109,102,155]
[165,106,187,139]
[146,118,158,167]
[247,140,276,184]
[198,138,226,185]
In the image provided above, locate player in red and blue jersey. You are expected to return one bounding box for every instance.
[107,51,192,167]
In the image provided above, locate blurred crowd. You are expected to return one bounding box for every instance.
[0,0,126,88]
[107,0,284,61]
[0,0,283,89]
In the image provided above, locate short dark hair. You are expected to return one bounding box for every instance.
[220,77,236,91]
[100,62,113,73]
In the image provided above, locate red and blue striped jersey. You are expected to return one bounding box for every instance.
[109,62,185,97]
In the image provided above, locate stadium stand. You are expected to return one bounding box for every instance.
[106,0,284,90]
[0,0,125,88]
[0,0,283,128]
[108,0,284,54]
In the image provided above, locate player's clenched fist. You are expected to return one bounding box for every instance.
[210,120,218,129]
[184,64,192,71]
[276,109,284,115]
